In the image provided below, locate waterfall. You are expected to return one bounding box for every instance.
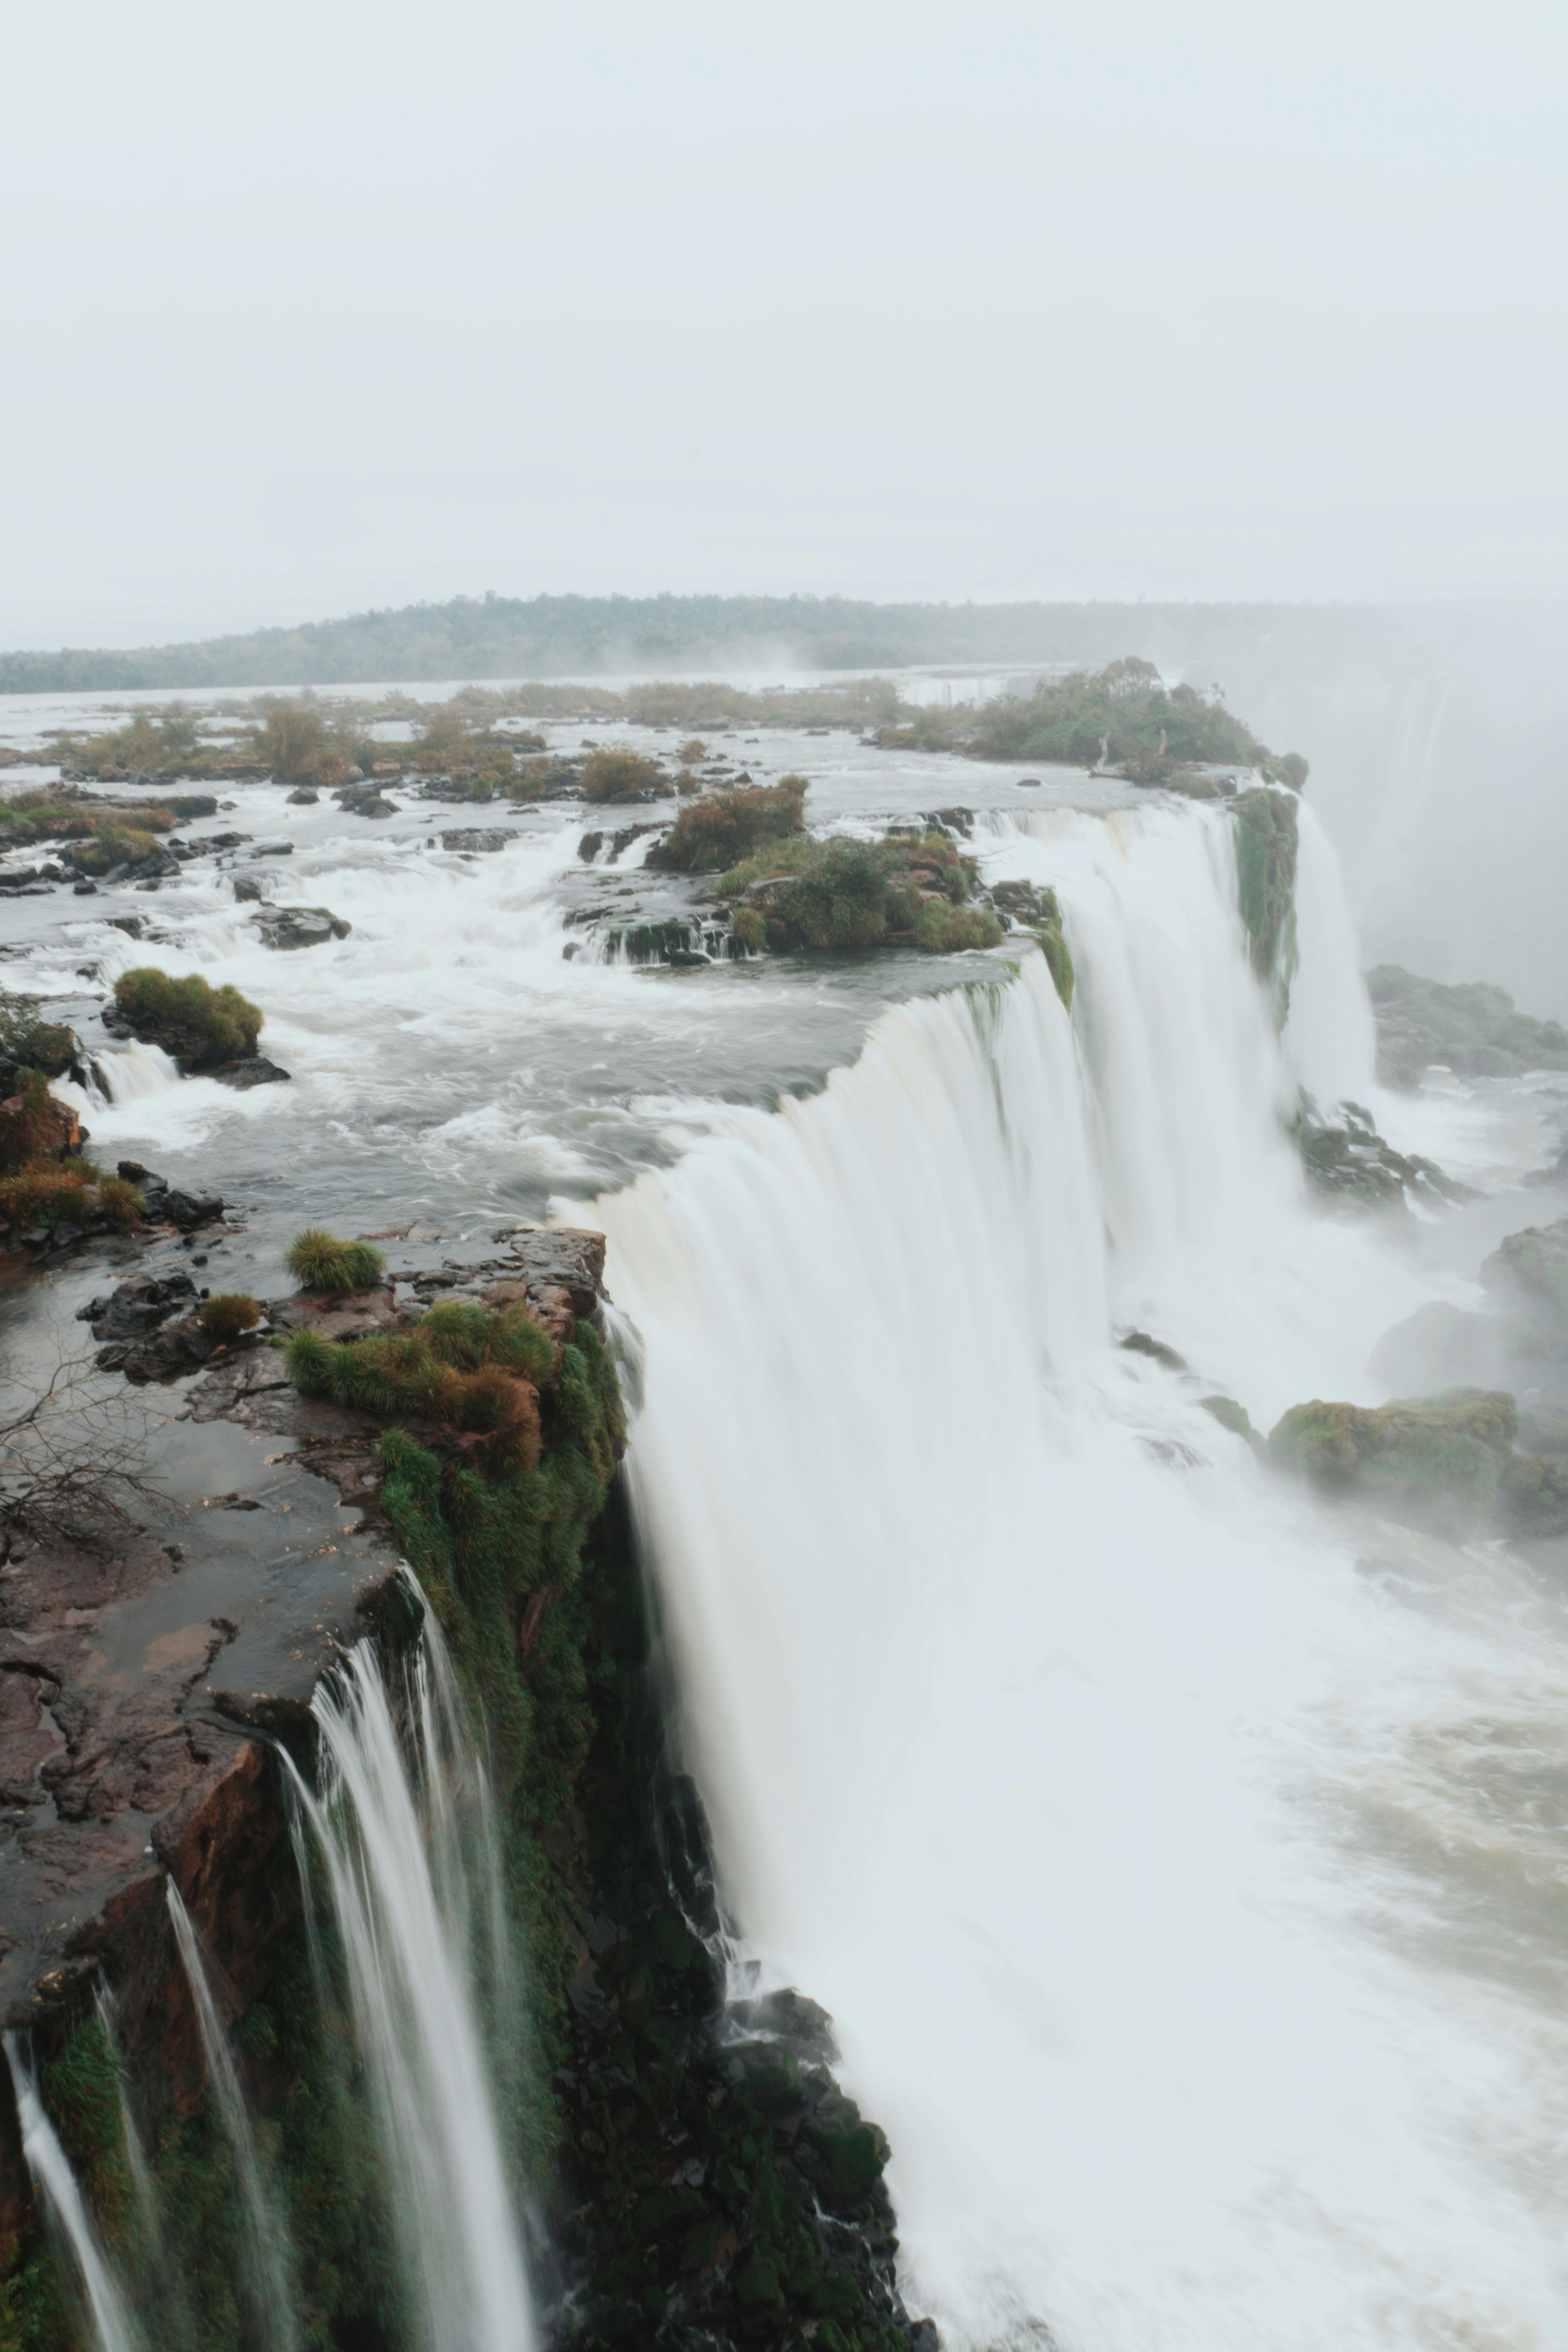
[165,1884,300,2351]
[2,2034,136,2352]
[595,805,1568,2348]
[281,1593,537,2352]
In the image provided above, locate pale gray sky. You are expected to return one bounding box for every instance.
[5,0,1565,645]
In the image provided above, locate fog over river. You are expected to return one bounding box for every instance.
[5,691,1568,2349]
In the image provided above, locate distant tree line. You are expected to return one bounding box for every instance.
[0,592,1402,694]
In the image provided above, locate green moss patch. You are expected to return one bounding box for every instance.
[1233,786,1299,1014]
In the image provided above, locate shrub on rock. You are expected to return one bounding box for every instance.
[284,1227,386,1296]
[111,968,264,1071]
[199,1292,262,1342]
[581,745,663,804]
[652,779,807,871]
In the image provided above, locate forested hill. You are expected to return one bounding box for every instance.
[0,593,1400,693]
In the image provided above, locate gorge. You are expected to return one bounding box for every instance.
[1,676,1566,2351]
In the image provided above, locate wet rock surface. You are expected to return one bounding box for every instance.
[1296,1098,1467,1212]
[1482,1215,1568,1332]
[249,904,352,951]
[1267,1386,1568,1537]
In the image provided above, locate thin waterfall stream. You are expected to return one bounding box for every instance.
[281,1593,538,2352]
[2,2039,136,2352]
[165,1885,301,2352]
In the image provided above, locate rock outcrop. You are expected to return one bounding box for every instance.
[1482,1215,1568,1332]
[1267,1386,1568,1537]
[1294,1098,1466,1212]
[249,904,351,951]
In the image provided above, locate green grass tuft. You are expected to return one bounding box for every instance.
[283,1228,385,1296]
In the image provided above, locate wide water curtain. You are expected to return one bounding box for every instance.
[284,1606,537,2352]
[599,805,1568,2349]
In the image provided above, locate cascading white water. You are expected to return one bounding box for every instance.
[282,1593,537,2352]
[3,2034,136,2352]
[596,803,1568,2348]
[165,1882,300,2350]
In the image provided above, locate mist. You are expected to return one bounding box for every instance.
[5,0,1566,644]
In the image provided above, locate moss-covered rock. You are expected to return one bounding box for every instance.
[989,881,1075,1009]
[1200,1395,1255,1440]
[1232,786,1298,1014]
[1267,1388,1519,1528]
[1481,1216,1568,1331]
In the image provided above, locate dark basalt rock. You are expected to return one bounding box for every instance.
[1120,1329,1189,1372]
[78,1270,199,1343]
[249,904,351,950]
[100,1313,216,1383]
[115,1161,224,1229]
[1295,1098,1468,1212]
[232,875,265,902]
[439,827,511,853]
[333,786,397,819]
[285,785,319,804]
[211,1053,291,1087]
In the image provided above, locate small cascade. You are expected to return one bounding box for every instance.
[165,1884,300,2351]
[282,1592,537,2352]
[585,913,741,967]
[2,2034,136,2352]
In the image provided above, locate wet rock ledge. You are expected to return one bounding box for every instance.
[0,1216,933,2351]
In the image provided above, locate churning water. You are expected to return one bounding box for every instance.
[597,803,1568,2349]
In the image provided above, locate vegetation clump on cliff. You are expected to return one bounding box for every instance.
[287,1298,556,1478]
[109,968,265,1073]
[719,827,1002,957]
[0,999,143,1240]
[989,881,1075,1008]
[877,657,1309,788]
[0,992,76,1098]
[650,777,809,872]
[1232,786,1299,1013]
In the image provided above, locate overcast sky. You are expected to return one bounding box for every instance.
[5,0,1564,646]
